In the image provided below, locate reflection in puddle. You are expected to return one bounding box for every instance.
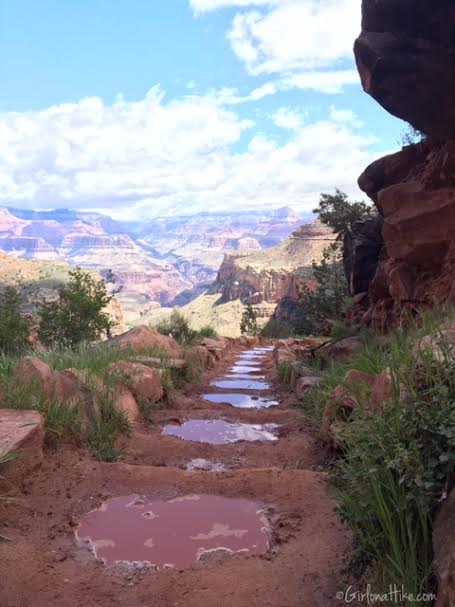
[162,419,280,444]
[233,359,264,367]
[186,458,226,472]
[230,365,263,373]
[202,393,278,409]
[211,379,271,390]
[76,494,270,568]
[226,373,266,380]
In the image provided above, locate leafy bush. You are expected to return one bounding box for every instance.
[156,310,197,344]
[0,286,31,355]
[196,325,219,340]
[297,243,350,335]
[260,319,294,339]
[38,267,114,348]
[303,310,455,600]
[240,304,258,336]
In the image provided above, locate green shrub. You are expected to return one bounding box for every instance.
[38,267,115,348]
[314,188,372,240]
[0,286,31,356]
[240,304,258,336]
[297,243,350,335]
[260,319,294,339]
[156,310,197,345]
[303,309,455,600]
[195,325,218,340]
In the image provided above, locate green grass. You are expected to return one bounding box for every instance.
[0,449,18,540]
[0,340,183,462]
[300,306,455,602]
[277,361,293,384]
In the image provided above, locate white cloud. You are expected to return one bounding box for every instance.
[272,107,306,130]
[227,0,360,75]
[0,88,380,219]
[330,105,363,128]
[190,0,276,14]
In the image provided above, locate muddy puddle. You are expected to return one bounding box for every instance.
[76,494,270,568]
[202,393,278,409]
[211,379,271,390]
[237,353,267,360]
[226,373,266,380]
[162,419,280,444]
[230,365,263,373]
[232,359,265,367]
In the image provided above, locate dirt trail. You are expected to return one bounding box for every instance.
[0,344,350,607]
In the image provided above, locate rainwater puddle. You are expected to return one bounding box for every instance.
[230,365,263,373]
[233,359,264,367]
[238,353,267,360]
[225,373,266,380]
[211,379,271,390]
[76,494,270,568]
[185,458,226,472]
[202,393,278,409]
[162,419,280,444]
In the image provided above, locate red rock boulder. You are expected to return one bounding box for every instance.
[107,325,182,359]
[107,361,164,404]
[0,409,45,483]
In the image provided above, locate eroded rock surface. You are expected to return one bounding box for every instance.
[354,1,455,329]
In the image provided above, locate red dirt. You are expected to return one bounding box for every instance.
[0,345,350,607]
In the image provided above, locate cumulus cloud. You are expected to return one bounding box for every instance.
[190,0,277,14]
[0,87,381,219]
[272,107,306,130]
[330,105,364,128]
[226,0,359,74]
[189,0,360,96]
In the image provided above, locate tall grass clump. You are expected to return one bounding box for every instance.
[260,319,295,339]
[302,307,455,602]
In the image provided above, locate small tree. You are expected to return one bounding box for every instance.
[314,189,371,240]
[38,268,114,348]
[297,243,349,335]
[156,310,196,345]
[0,286,31,355]
[240,304,258,336]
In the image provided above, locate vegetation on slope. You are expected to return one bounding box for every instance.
[301,310,455,603]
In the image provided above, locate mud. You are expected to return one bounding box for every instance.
[0,344,350,607]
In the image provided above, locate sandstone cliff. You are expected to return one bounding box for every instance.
[215,222,335,306]
[352,0,455,329]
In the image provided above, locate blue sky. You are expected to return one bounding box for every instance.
[0,0,405,219]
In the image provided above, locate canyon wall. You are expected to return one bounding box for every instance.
[353,0,455,329]
[215,222,335,308]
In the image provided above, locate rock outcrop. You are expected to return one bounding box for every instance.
[215,222,335,306]
[343,215,384,297]
[107,325,182,359]
[353,1,455,329]
[355,0,455,140]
